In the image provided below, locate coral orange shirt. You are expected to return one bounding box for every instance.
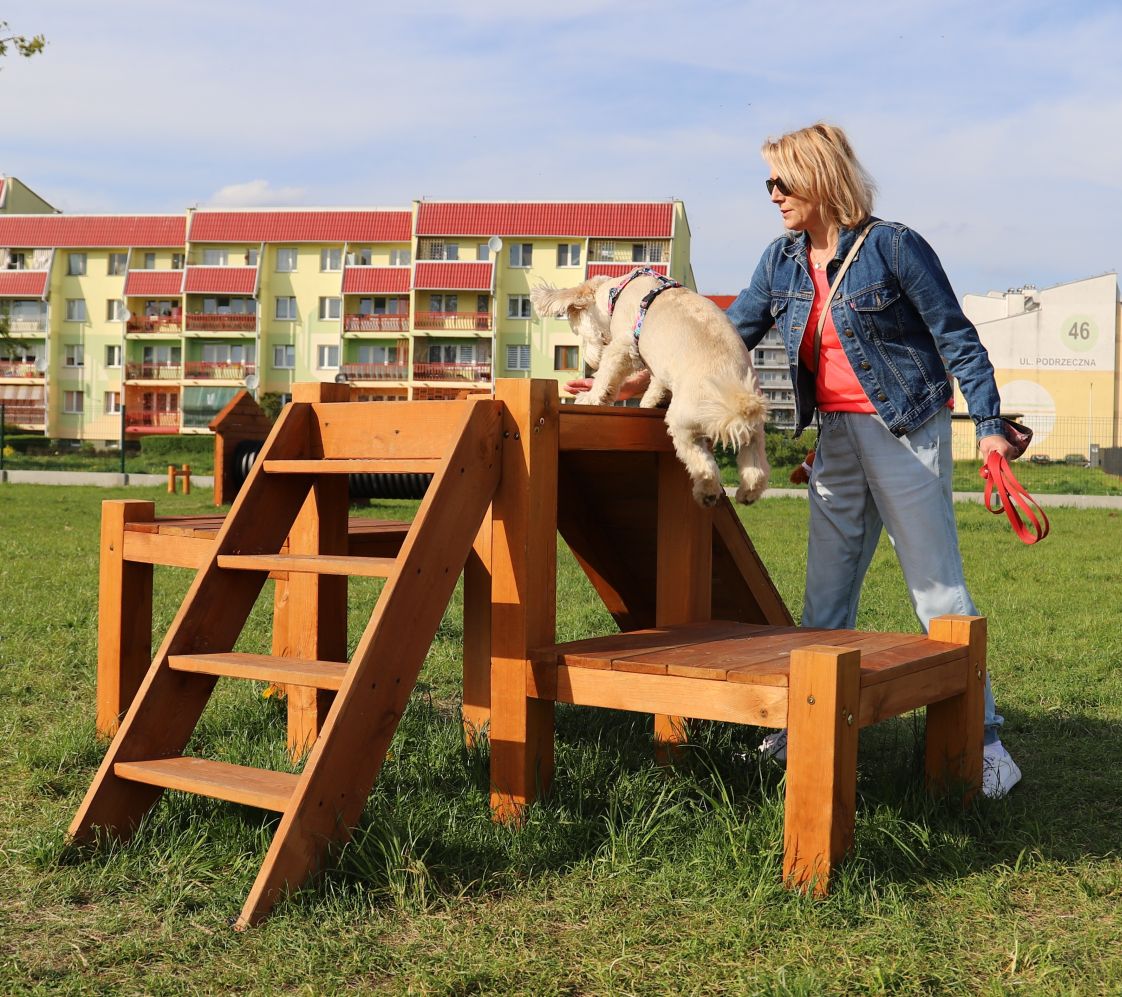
[799,264,876,412]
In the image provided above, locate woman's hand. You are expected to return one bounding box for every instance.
[979,434,1015,461]
[563,370,652,400]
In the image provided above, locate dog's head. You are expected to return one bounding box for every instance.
[529,276,612,369]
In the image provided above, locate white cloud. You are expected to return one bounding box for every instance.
[204,180,308,208]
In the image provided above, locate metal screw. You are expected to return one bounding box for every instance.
[846,713,854,726]
[807,695,816,705]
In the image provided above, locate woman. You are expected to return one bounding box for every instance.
[727,122,1019,797]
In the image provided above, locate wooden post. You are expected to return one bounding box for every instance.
[167,464,176,493]
[489,379,558,822]
[461,514,492,746]
[97,500,155,738]
[783,644,861,895]
[653,452,712,761]
[925,615,986,803]
[182,464,190,495]
[275,382,351,758]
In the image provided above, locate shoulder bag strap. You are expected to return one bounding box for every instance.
[811,221,876,373]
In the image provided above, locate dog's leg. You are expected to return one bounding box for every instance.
[578,340,637,406]
[666,408,724,507]
[734,436,770,504]
[638,376,669,409]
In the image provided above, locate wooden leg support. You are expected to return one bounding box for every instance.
[461,515,492,747]
[925,615,986,803]
[783,644,861,895]
[97,500,155,739]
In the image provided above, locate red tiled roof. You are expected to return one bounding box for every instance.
[587,263,669,279]
[705,295,736,310]
[413,261,494,291]
[188,210,412,243]
[417,202,675,238]
[341,267,411,294]
[124,270,184,296]
[0,214,185,248]
[183,266,257,294]
[0,271,49,297]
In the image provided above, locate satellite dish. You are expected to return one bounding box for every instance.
[334,373,348,384]
[244,373,259,391]
[35,357,49,374]
[487,235,504,254]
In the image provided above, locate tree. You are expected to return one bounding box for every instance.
[0,21,46,66]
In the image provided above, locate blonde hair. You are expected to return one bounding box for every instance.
[762,122,877,228]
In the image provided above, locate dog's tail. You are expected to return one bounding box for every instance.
[696,374,767,449]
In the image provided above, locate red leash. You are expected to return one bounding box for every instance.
[980,452,1050,545]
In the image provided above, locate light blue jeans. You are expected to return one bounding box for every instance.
[803,407,1003,744]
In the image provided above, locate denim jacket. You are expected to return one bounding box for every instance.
[727,218,1004,441]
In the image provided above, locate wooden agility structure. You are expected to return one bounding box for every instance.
[77,379,984,927]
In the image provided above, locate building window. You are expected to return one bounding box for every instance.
[476,244,489,262]
[632,242,664,263]
[429,294,457,313]
[316,344,340,369]
[273,345,296,369]
[428,343,475,364]
[201,342,254,364]
[63,390,84,414]
[65,299,87,322]
[143,344,181,364]
[318,296,341,320]
[143,252,157,270]
[592,241,615,262]
[275,297,298,320]
[202,248,228,266]
[276,248,298,272]
[107,299,126,321]
[67,253,87,276]
[349,247,373,266]
[357,344,398,364]
[104,391,122,415]
[171,252,185,269]
[244,249,259,267]
[554,345,579,370]
[509,243,532,268]
[7,251,27,270]
[389,248,411,266]
[320,248,342,271]
[105,345,122,368]
[64,344,85,367]
[557,244,581,267]
[107,253,128,276]
[507,295,531,319]
[477,295,490,315]
[505,345,530,371]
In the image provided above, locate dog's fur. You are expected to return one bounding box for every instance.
[530,274,769,506]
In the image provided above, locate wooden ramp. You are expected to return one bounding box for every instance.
[69,389,503,928]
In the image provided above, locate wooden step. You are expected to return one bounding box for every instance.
[217,553,396,577]
[169,652,349,690]
[114,757,298,812]
[263,458,440,475]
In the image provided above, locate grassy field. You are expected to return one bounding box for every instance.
[1,484,1120,994]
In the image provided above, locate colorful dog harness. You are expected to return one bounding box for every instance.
[607,267,683,339]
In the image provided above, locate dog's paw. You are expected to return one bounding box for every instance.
[692,479,724,508]
[735,468,768,505]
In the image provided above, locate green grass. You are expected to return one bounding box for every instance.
[1,484,1121,993]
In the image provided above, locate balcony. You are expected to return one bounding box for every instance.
[413,312,492,332]
[343,313,410,333]
[0,401,45,426]
[3,318,48,335]
[127,315,183,335]
[183,361,256,381]
[125,410,181,434]
[339,362,409,382]
[412,361,492,382]
[0,362,41,379]
[126,363,183,380]
[184,313,256,333]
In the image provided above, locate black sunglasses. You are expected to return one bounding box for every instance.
[765,177,792,196]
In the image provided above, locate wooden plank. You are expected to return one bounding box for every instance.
[557,407,675,453]
[858,640,966,685]
[114,758,297,812]
[461,514,492,745]
[123,531,213,568]
[264,458,441,475]
[234,396,503,928]
[97,500,155,738]
[527,663,787,728]
[218,554,396,578]
[783,645,862,897]
[489,381,558,822]
[858,656,967,728]
[309,399,479,460]
[532,620,768,669]
[70,400,317,844]
[925,615,986,802]
[711,497,794,626]
[169,652,349,690]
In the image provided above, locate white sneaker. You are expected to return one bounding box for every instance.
[982,740,1022,799]
[758,728,788,764]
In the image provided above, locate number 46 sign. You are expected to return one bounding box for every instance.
[1062,315,1099,353]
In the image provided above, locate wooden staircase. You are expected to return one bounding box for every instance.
[68,391,503,928]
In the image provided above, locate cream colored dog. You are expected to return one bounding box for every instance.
[530,274,769,506]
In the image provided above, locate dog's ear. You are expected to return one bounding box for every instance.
[529,277,607,319]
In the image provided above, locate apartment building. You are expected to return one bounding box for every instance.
[0,185,693,441]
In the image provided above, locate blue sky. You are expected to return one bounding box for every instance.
[4,0,1121,297]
